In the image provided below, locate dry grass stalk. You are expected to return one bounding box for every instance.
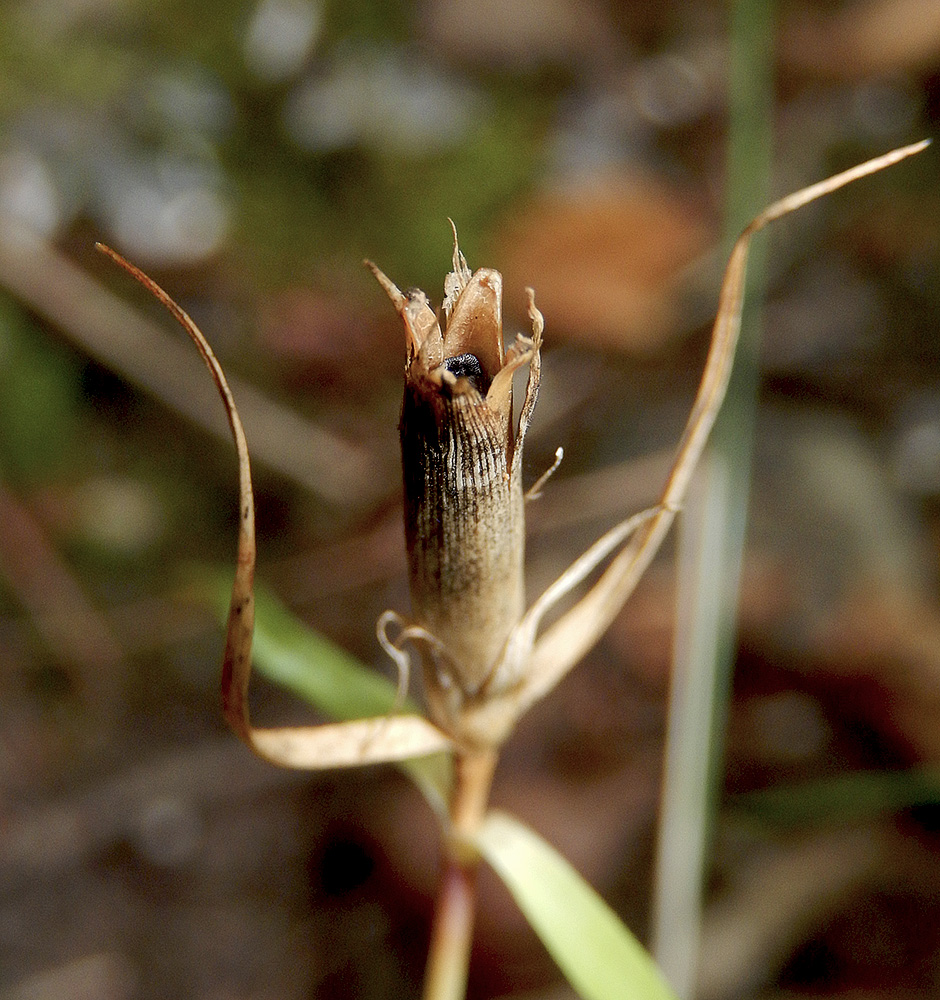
[98,138,928,1000]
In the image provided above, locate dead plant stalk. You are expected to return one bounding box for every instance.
[97,138,927,1000]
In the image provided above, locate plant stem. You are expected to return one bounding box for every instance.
[422,747,498,1000]
[651,1,774,995]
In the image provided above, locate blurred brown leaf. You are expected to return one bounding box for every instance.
[419,0,618,68]
[496,171,713,353]
[783,0,940,78]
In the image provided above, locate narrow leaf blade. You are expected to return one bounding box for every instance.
[252,583,403,720]
[732,768,940,828]
[476,811,678,1000]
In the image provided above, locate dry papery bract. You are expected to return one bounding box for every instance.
[97,140,928,771]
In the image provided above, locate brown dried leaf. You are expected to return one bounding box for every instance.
[497,171,713,353]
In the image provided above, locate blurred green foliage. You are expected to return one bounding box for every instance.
[1,0,556,289]
[732,768,940,828]
[0,295,80,485]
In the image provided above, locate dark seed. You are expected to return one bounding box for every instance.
[443,352,488,393]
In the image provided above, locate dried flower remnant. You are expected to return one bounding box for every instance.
[364,144,931,763]
[366,238,542,746]
[98,140,929,775]
[97,138,929,1000]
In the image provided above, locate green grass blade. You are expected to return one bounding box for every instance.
[477,811,678,1000]
[731,769,940,828]
[250,583,401,720]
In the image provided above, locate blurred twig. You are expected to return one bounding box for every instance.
[0,953,135,1000]
[696,824,887,1000]
[0,737,303,889]
[0,217,391,508]
[0,477,125,716]
[528,448,672,535]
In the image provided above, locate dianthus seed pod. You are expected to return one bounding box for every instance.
[368,243,542,735]
[98,141,928,772]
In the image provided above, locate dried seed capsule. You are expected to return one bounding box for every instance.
[367,245,542,738]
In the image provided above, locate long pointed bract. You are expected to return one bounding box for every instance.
[512,139,929,714]
[97,244,453,768]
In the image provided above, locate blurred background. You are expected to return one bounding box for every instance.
[1,0,939,998]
